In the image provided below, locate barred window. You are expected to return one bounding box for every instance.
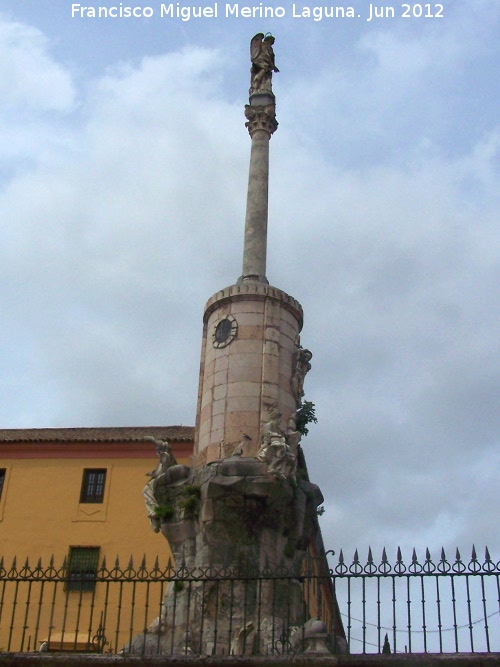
[0,469,5,500]
[79,468,107,503]
[67,546,100,592]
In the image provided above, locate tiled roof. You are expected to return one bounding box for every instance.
[0,426,194,443]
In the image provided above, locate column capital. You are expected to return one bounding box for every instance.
[245,104,278,138]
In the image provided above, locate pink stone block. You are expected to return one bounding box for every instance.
[206,442,223,464]
[227,381,262,398]
[227,395,260,413]
[227,354,262,382]
[202,372,214,392]
[224,411,260,443]
[213,383,227,401]
[280,324,298,346]
[200,403,212,423]
[212,398,226,416]
[280,308,301,327]
[211,412,225,431]
[231,301,265,314]
[214,355,229,372]
[265,327,281,342]
[209,429,224,445]
[204,359,216,380]
[214,369,228,386]
[204,343,217,363]
[198,418,211,438]
[232,312,265,327]
[238,324,264,341]
[229,339,262,356]
[264,340,279,356]
[201,389,213,409]
[261,384,279,401]
[262,353,279,376]
[264,309,280,328]
[278,391,297,414]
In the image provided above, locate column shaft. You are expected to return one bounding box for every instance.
[242,129,270,282]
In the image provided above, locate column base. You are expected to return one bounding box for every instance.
[237,273,269,284]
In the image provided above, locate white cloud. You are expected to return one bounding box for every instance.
[0,15,75,112]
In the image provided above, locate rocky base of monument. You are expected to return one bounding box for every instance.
[126,456,344,656]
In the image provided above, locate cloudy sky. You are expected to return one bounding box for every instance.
[0,0,498,564]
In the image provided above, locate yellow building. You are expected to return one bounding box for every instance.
[0,426,194,652]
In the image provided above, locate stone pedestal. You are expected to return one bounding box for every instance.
[130,457,324,656]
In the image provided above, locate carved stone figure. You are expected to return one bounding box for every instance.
[230,621,255,656]
[260,407,283,445]
[258,435,297,478]
[142,438,177,532]
[250,33,279,94]
[146,437,177,477]
[257,408,300,478]
[291,345,313,406]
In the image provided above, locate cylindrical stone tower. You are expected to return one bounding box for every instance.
[194,283,304,464]
[193,36,309,466]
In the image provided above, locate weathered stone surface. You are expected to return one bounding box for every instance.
[160,519,197,543]
[217,457,268,477]
[136,450,326,656]
[162,465,191,486]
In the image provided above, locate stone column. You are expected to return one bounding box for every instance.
[239,94,278,284]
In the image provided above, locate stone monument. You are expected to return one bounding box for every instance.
[132,35,333,657]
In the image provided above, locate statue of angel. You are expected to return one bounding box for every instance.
[250,33,279,94]
[142,438,177,532]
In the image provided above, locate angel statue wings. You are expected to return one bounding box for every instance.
[250,33,279,94]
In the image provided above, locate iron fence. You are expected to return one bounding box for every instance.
[0,546,498,655]
[0,555,340,656]
[329,546,500,654]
